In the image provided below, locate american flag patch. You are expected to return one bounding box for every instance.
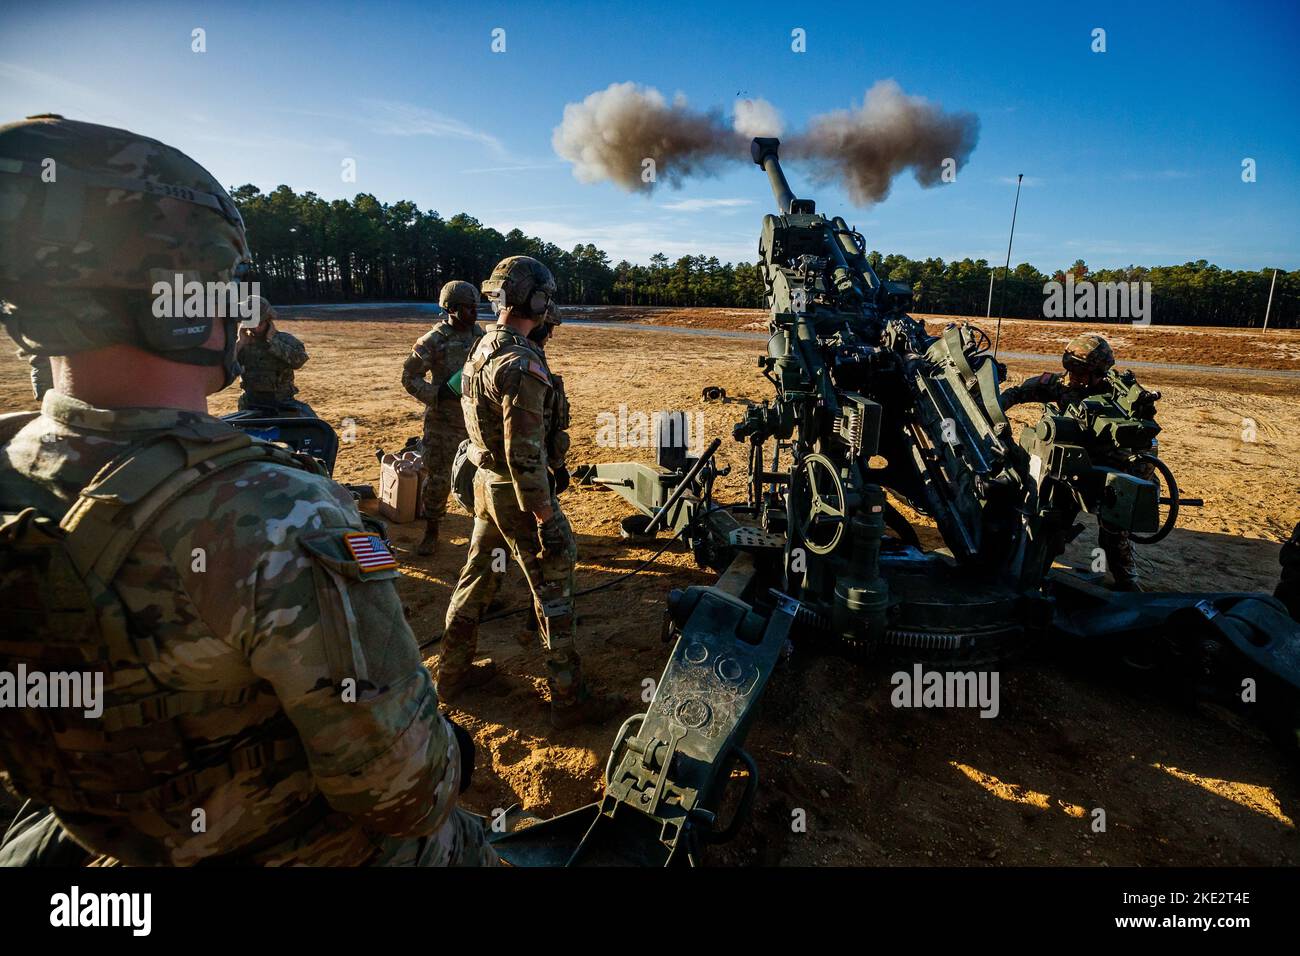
[343,532,399,571]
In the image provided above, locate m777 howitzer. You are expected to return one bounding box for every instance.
[490,138,1300,867]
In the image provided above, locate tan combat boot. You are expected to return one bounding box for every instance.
[437,659,497,703]
[416,518,439,556]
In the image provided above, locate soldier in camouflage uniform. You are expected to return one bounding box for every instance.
[0,115,495,866]
[401,280,484,555]
[438,257,623,729]
[1000,333,1151,590]
[236,296,314,417]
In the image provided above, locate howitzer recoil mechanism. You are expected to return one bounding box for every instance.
[492,139,1300,866]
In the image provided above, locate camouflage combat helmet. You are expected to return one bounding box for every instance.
[0,114,252,384]
[481,255,555,317]
[238,293,275,328]
[543,301,563,326]
[438,279,479,311]
[1062,333,1115,375]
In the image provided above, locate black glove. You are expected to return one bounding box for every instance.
[551,465,571,495]
[448,718,475,793]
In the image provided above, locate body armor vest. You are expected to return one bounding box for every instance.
[0,414,315,838]
[461,326,547,475]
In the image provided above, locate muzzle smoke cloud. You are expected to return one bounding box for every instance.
[551,82,780,190]
[552,79,979,205]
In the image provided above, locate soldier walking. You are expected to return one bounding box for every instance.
[438,256,623,729]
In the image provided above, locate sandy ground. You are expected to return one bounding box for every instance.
[2,309,1297,866]
[554,305,1300,373]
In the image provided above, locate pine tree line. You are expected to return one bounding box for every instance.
[232,185,1296,328]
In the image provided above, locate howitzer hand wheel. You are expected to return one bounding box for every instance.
[795,453,848,555]
[1131,453,1200,545]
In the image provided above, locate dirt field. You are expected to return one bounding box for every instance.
[556,305,1300,373]
[3,309,1297,866]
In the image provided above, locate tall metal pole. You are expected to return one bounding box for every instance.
[985,271,995,319]
[992,173,1023,359]
[1262,268,1278,332]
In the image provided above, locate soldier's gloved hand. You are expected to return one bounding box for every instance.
[447,717,475,793]
[538,513,568,555]
[551,465,570,495]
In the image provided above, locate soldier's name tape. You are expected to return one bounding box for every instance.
[0,665,104,718]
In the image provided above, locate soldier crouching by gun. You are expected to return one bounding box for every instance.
[236,295,315,417]
[438,256,624,728]
[401,280,485,556]
[0,115,494,867]
[1001,333,1157,591]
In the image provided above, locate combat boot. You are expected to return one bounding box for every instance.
[437,659,497,703]
[1111,576,1144,593]
[416,519,440,556]
[551,688,627,730]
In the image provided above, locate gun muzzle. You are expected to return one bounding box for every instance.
[751,137,797,215]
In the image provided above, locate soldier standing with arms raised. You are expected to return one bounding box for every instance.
[236,295,314,416]
[402,280,484,555]
[438,256,622,728]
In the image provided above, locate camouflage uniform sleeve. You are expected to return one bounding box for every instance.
[267,331,309,370]
[499,358,552,512]
[163,464,462,838]
[401,334,441,406]
[1000,372,1061,409]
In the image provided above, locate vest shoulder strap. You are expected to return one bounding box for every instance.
[60,430,308,585]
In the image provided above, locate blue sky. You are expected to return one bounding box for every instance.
[2,0,1297,270]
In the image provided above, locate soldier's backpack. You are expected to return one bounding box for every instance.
[0,411,320,838]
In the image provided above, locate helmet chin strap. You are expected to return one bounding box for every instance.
[164,316,242,389]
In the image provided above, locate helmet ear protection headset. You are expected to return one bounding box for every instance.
[525,283,552,318]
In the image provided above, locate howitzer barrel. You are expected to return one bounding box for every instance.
[751,137,797,215]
